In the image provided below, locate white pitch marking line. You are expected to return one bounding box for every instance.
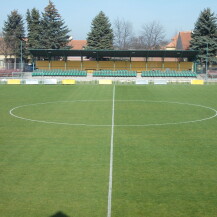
[9,100,217,127]
[107,85,115,217]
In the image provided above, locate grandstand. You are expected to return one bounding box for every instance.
[30,49,198,78]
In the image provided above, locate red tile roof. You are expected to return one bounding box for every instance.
[166,34,178,49]
[166,31,192,50]
[178,31,192,50]
[68,40,87,50]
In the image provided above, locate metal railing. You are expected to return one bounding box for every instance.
[0,63,34,72]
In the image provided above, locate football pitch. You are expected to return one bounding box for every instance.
[0,84,217,217]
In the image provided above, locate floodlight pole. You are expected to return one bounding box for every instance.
[205,43,208,81]
[17,36,23,71]
[20,39,23,71]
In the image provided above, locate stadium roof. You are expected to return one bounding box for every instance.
[29,49,198,60]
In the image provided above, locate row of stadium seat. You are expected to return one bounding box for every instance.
[32,69,87,77]
[32,69,197,78]
[33,69,85,73]
[141,70,197,77]
[93,70,137,77]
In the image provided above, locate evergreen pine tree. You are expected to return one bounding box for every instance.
[190,8,217,64]
[87,11,114,50]
[3,10,26,61]
[26,8,43,49]
[41,0,70,49]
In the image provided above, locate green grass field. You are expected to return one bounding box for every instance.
[0,84,217,217]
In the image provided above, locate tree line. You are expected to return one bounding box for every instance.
[1,1,70,63]
[0,0,217,65]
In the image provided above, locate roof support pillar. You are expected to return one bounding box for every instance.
[64,61,67,70]
[193,61,197,72]
[64,55,67,70]
[178,61,181,71]
[97,61,99,71]
[32,62,35,71]
[113,52,116,71]
[81,55,83,70]
[145,57,148,71]
[96,52,99,71]
[178,51,183,71]
[32,56,35,71]
[47,51,52,70]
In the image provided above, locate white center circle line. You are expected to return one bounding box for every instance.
[9,100,217,127]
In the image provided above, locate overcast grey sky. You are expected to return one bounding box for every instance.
[0,0,216,40]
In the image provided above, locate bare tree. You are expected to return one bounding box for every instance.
[129,36,144,49]
[113,18,133,50]
[141,21,165,49]
[0,32,13,61]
